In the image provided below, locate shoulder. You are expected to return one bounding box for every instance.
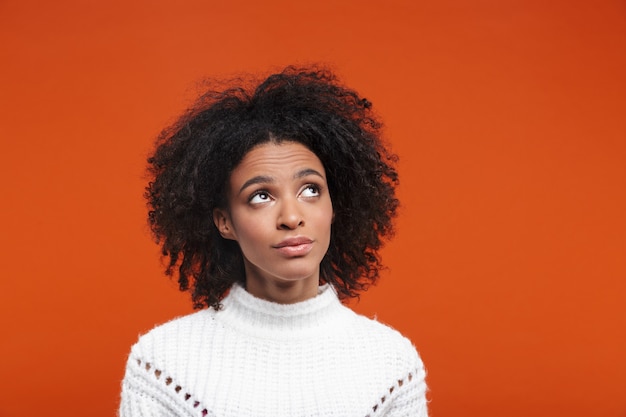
[341,307,424,371]
[120,310,220,416]
[129,309,217,362]
[333,309,428,414]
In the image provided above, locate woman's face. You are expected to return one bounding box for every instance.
[213,141,333,303]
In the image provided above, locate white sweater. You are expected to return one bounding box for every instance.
[119,284,428,417]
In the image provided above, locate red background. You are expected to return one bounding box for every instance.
[1,1,625,416]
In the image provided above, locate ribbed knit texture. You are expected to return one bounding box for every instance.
[119,284,428,417]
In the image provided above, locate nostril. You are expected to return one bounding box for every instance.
[278,214,304,230]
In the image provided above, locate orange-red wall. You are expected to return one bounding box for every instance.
[1,1,624,416]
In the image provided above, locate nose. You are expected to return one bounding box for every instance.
[278,198,304,230]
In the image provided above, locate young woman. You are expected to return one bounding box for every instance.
[119,66,428,416]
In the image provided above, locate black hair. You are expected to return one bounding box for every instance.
[146,65,399,309]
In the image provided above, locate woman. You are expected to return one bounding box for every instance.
[119,66,428,416]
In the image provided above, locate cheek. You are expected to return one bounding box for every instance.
[314,203,334,235]
[230,209,274,247]
[233,217,264,241]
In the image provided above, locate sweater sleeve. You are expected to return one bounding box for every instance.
[381,364,429,417]
[118,352,197,417]
[119,383,168,417]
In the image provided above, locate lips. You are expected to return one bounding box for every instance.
[273,237,314,257]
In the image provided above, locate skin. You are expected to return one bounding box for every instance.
[213,141,334,304]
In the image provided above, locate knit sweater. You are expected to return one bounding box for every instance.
[119,284,428,417]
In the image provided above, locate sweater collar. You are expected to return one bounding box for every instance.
[217,283,352,339]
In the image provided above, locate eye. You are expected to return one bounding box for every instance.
[300,184,320,198]
[249,191,272,205]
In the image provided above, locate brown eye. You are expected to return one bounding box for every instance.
[249,191,271,204]
[300,185,320,198]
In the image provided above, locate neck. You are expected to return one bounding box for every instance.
[244,271,319,304]
[218,282,347,340]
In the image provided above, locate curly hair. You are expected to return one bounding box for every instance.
[146,65,399,309]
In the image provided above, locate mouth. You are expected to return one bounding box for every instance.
[274,237,314,248]
[273,237,314,257]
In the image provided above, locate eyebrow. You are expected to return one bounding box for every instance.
[238,169,325,194]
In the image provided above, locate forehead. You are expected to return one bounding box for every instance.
[230,142,326,181]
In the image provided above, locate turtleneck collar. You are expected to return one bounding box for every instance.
[217,283,353,340]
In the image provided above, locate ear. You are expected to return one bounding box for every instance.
[213,208,237,240]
